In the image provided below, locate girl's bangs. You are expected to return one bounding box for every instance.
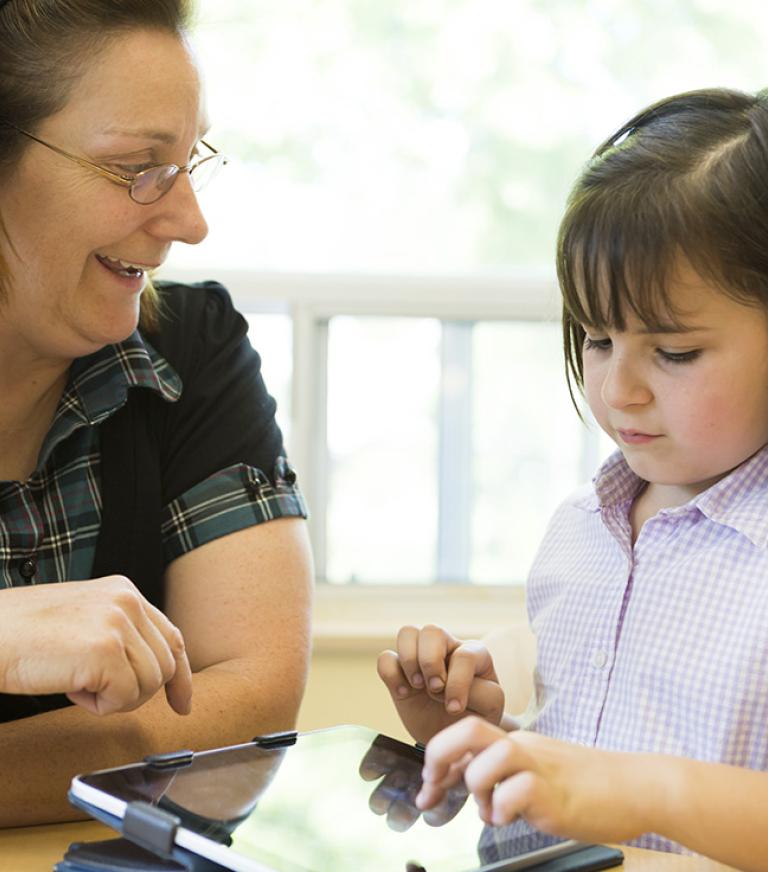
[559,198,688,333]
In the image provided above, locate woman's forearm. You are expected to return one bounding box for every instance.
[0,658,304,828]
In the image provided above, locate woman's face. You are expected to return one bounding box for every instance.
[0,29,209,361]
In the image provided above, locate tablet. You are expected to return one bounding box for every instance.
[69,724,619,872]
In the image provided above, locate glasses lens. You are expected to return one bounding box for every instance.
[189,154,225,193]
[131,165,179,204]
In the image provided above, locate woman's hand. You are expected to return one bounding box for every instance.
[0,576,192,716]
[416,717,656,845]
[378,625,505,744]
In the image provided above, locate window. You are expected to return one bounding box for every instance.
[165,0,761,586]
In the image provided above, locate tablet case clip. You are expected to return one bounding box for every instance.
[144,749,195,770]
[123,800,181,859]
[251,729,297,748]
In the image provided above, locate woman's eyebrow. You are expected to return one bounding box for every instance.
[100,123,211,145]
[101,126,178,144]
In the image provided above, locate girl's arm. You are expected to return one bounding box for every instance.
[0,518,313,828]
[417,716,768,872]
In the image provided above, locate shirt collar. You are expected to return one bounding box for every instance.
[575,444,768,549]
[573,450,645,512]
[693,446,768,549]
[37,332,181,471]
[67,331,181,424]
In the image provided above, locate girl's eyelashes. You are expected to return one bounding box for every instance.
[583,335,702,364]
[583,336,612,352]
[657,348,702,364]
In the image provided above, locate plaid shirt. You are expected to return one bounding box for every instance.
[0,333,306,590]
[525,445,768,853]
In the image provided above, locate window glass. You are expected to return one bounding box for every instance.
[471,322,585,584]
[325,317,605,584]
[326,317,440,583]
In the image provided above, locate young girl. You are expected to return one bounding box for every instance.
[379,87,768,871]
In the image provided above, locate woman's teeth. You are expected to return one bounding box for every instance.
[96,254,146,277]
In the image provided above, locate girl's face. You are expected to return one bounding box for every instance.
[0,29,209,362]
[582,262,768,496]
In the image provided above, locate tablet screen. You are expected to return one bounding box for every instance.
[75,725,581,872]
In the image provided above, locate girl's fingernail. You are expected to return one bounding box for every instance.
[412,673,424,688]
[397,685,409,697]
[446,698,461,713]
[429,677,444,691]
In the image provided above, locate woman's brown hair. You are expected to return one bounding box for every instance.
[0,0,194,331]
[557,87,768,405]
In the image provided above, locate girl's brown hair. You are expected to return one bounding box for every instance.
[0,0,194,331]
[558,87,768,402]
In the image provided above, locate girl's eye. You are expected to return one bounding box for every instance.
[584,336,612,352]
[658,348,702,364]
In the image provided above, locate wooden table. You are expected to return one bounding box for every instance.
[0,820,740,871]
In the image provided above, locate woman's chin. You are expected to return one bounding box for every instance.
[78,303,142,350]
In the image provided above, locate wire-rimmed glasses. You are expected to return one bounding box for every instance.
[5,123,228,204]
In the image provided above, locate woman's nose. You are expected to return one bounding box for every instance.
[600,354,652,409]
[145,173,209,245]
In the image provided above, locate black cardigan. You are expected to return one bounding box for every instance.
[0,281,288,722]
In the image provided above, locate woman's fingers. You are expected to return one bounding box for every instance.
[163,639,193,716]
[66,620,145,715]
[142,600,193,715]
[0,576,192,715]
[47,576,191,716]
[96,580,191,716]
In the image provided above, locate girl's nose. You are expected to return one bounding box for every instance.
[600,355,652,409]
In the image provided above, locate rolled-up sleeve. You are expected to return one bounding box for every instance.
[161,461,308,563]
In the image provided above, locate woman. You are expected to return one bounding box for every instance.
[0,0,313,827]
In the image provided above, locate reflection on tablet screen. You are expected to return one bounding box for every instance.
[78,725,580,872]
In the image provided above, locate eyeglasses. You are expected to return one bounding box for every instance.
[7,124,228,205]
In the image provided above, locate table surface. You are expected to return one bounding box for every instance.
[0,819,741,871]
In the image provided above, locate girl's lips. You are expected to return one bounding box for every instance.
[617,429,661,445]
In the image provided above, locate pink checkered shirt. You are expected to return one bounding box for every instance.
[525,444,768,853]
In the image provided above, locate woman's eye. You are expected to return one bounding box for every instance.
[658,348,702,364]
[584,336,612,352]
[114,163,155,176]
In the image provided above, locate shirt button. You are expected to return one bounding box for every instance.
[18,558,37,583]
[591,649,608,669]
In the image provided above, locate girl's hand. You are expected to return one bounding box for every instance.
[0,576,193,716]
[417,717,656,844]
[378,625,505,744]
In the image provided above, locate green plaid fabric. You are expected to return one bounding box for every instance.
[0,333,306,590]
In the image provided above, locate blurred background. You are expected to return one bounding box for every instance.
[161,0,768,732]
